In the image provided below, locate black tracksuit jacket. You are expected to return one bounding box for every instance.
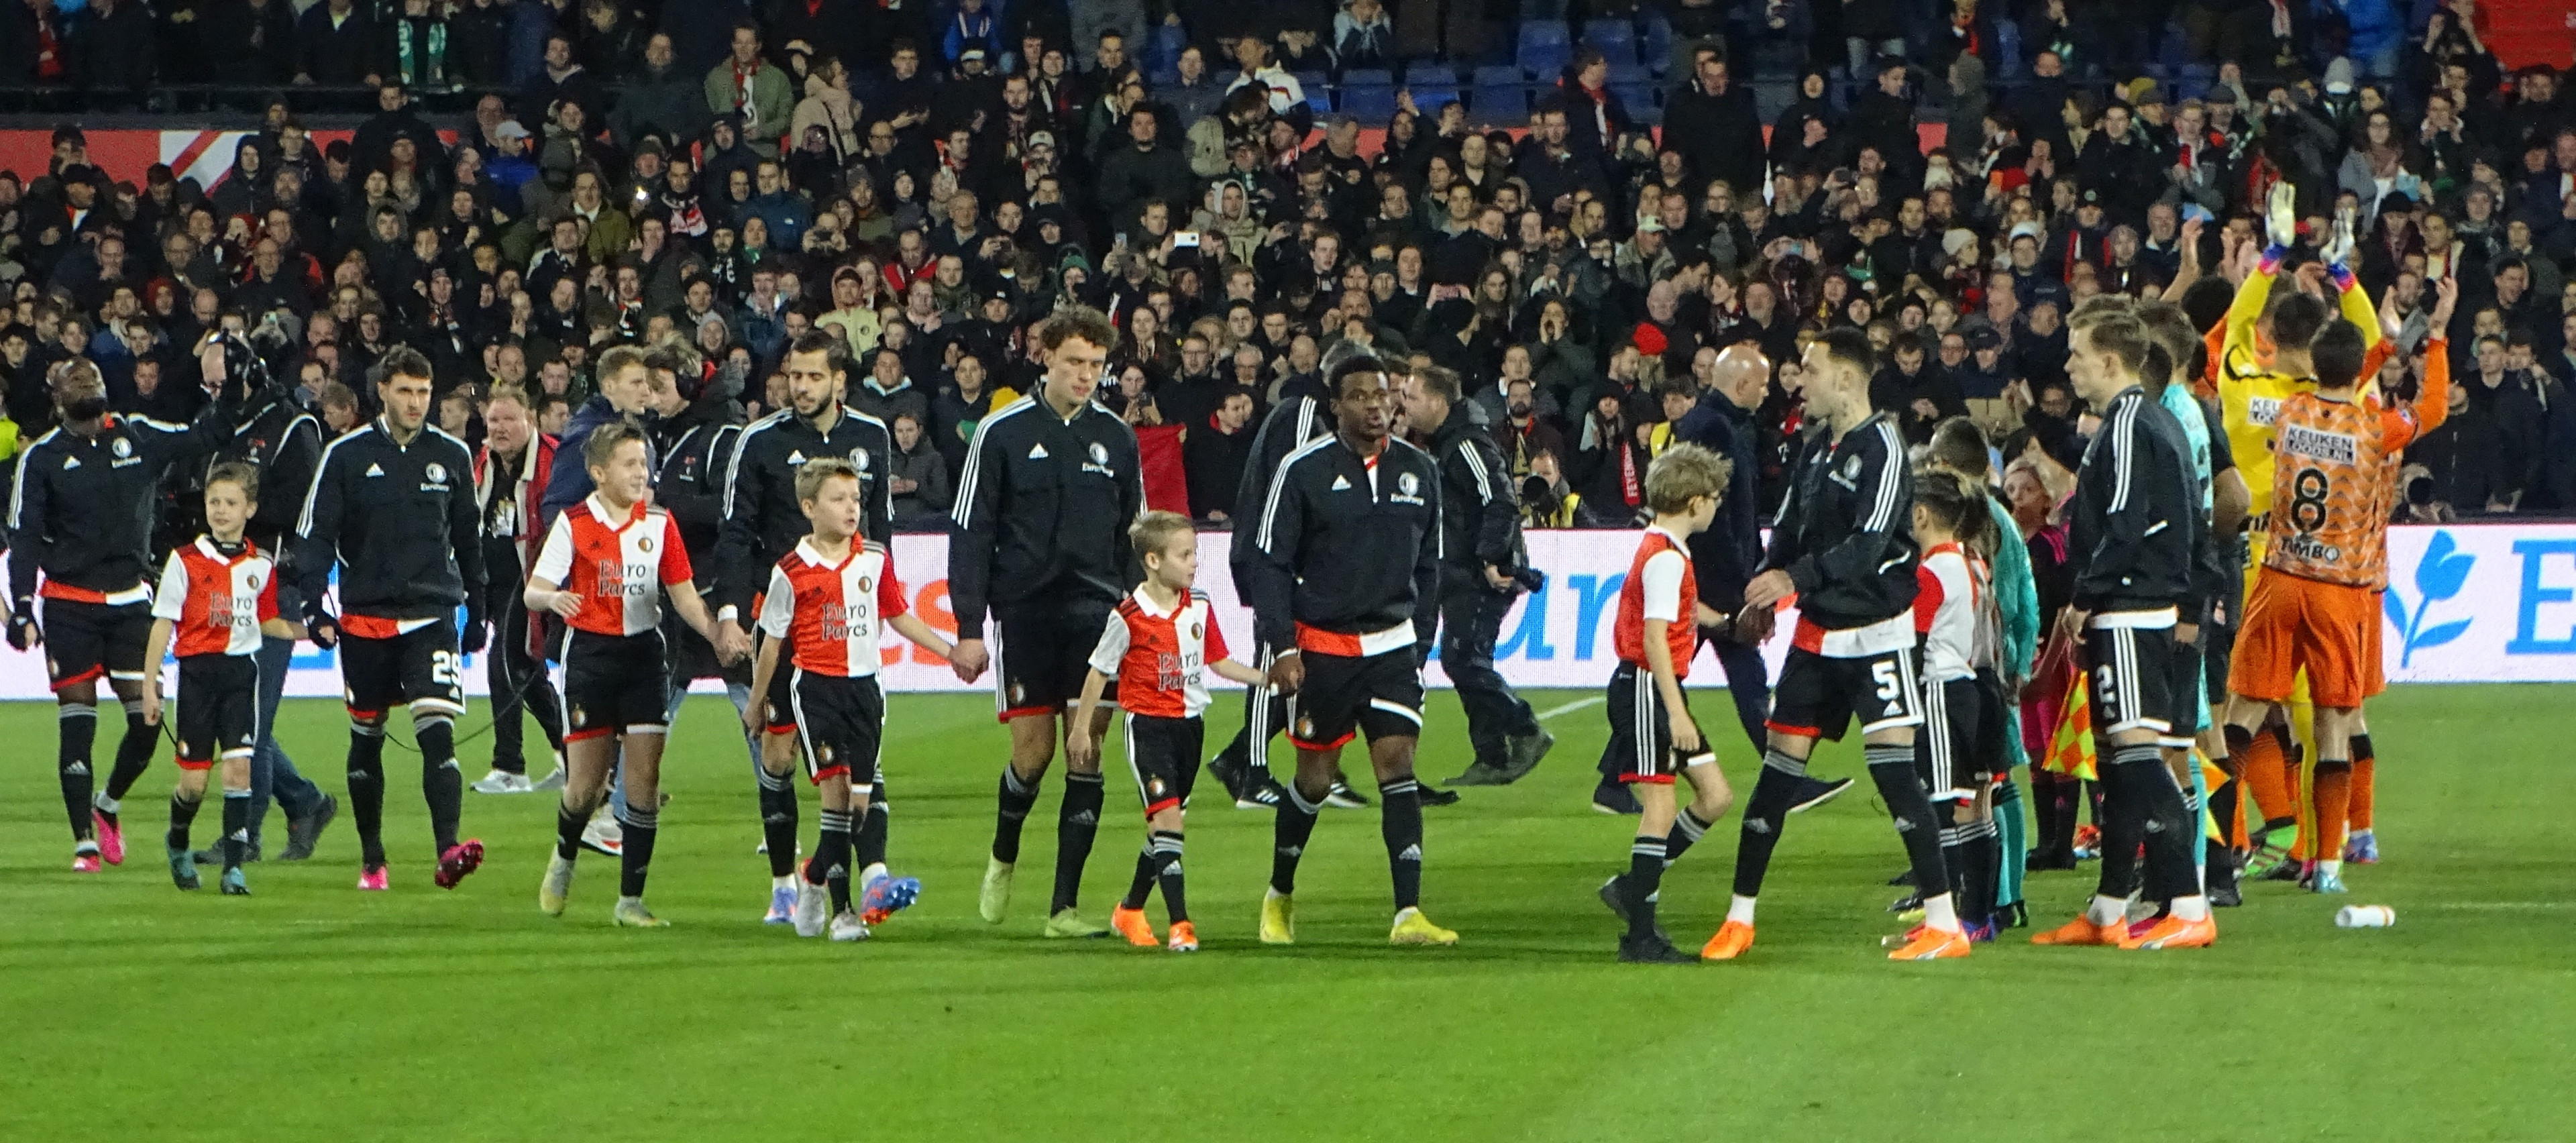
[946,394,1144,641]
[1761,411,1919,631]
[713,402,894,616]
[293,417,485,623]
[2068,386,2201,614]
[1244,433,1444,656]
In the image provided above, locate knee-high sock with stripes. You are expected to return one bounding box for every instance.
[417,716,462,855]
[1957,816,1998,924]
[854,779,889,872]
[2096,743,2155,901]
[1866,744,1951,910]
[2182,757,2208,881]
[618,802,657,897]
[1380,775,1424,910]
[1271,779,1324,894]
[1622,833,1666,939]
[756,767,798,879]
[220,787,252,871]
[1148,829,1187,924]
[2349,732,2376,835]
[1663,806,1715,866]
[555,800,588,861]
[58,702,97,841]
[991,765,1038,863]
[347,723,388,867]
[167,791,203,852]
[2312,758,2353,873]
[1051,772,1105,914]
[808,808,853,912]
[1729,751,1807,899]
[101,699,156,802]
[1937,820,1969,905]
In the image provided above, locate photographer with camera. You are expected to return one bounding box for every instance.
[1401,365,1553,790]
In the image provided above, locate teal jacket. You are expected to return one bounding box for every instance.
[1986,495,2040,767]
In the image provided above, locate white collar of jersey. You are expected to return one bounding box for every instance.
[1127,584,1190,618]
[1644,524,1689,548]
[794,537,869,568]
[584,493,649,528]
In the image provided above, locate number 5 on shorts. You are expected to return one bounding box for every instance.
[1872,661,1901,701]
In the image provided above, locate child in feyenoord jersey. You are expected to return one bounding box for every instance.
[524,423,724,928]
[1068,512,1267,953]
[1909,469,2005,940]
[746,457,955,942]
[1597,444,1738,964]
[142,464,298,895]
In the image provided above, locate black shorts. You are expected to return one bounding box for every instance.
[340,618,466,718]
[559,629,672,743]
[992,592,1118,721]
[1607,662,1713,784]
[174,654,260,769]
[1766,643,1924,742]
[791,669,885,787]
[1286,649,1424,751]
[42,597,151,690]
[1122,712,1203,816]
[1916,675,1990,800]
[2081,612,2177,738]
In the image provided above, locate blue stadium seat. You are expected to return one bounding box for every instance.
[1640,14,1674,75]
[1146,23,1187,73]
[1405,62,1460,115]
[1471,64,1530,125]
[1292,70,1331,117]
[1148,67,1180,89]
[1583,18,1638,64]
[1608,64,1655,119]
[1517,21,1572,79]
[1340,68,1398,124]
[1995,19,2024,80]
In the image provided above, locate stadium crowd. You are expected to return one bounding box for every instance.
[1,0,2573,532]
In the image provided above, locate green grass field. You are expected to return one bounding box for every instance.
[5,684,2573,1142]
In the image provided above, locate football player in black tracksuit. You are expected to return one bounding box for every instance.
[1399,364,1553,788]
[2031,309,2214,950]
[948,307,1144,938]
[294,346,489,891]
[10,356,235,871]
[1245,355,1460,947]
[711,329,895,925]
[1708,328,1968,962]
[189,334,334,863]
[645,346,748,739]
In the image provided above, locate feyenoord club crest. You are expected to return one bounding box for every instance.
[1398,472,1419,496]
[572,704,588,727]
[425,461,449,484]
[111,437,133,458]
[248,573,262,588]
[850,447,870,471]
[1190,622,1202,639]
[639,537,654,552]
[1089,442,1109,465]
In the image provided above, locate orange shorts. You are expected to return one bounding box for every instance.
[2228,570,2374,709]
[2363,590,2387,698]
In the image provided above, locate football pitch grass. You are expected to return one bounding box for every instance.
[5,684,2571,1142]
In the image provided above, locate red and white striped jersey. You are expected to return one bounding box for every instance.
[757,538,908,677]
[1613,527,1697,679]
[150,537,279,658]
[531,495,694,637]
[1087,586,1233,719]
[1913,541,1985,683]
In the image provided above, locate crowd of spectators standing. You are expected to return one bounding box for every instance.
[1,0,2573,531]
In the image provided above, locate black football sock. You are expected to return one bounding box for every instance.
[1866,745,1951,899]
[417,716,462,855]
[347,725,388,867]
[1962,817,1998,924]
[103,700,156,802]
[1380,775,1424,911]
[810,808,853,914]
[1271,779,1324,894]
[2137,753,2200,903]
[1051,772,1106,914]
[992,765,1039,864]
[1623,835,1666,940]
[221,790,252,872]
[854,780,888,871]
[555,800,586,862]
[1150,829,1188,924]
[167,791,203,852]
[756,767,798,878]
[58,702,97,841]
[1122,847,1157,910]
[2096,744,2161,900]
[618,803,657,898]
[1729,751,1805,898]
[1938,822,1968,904]
[1662,806,1715,866]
